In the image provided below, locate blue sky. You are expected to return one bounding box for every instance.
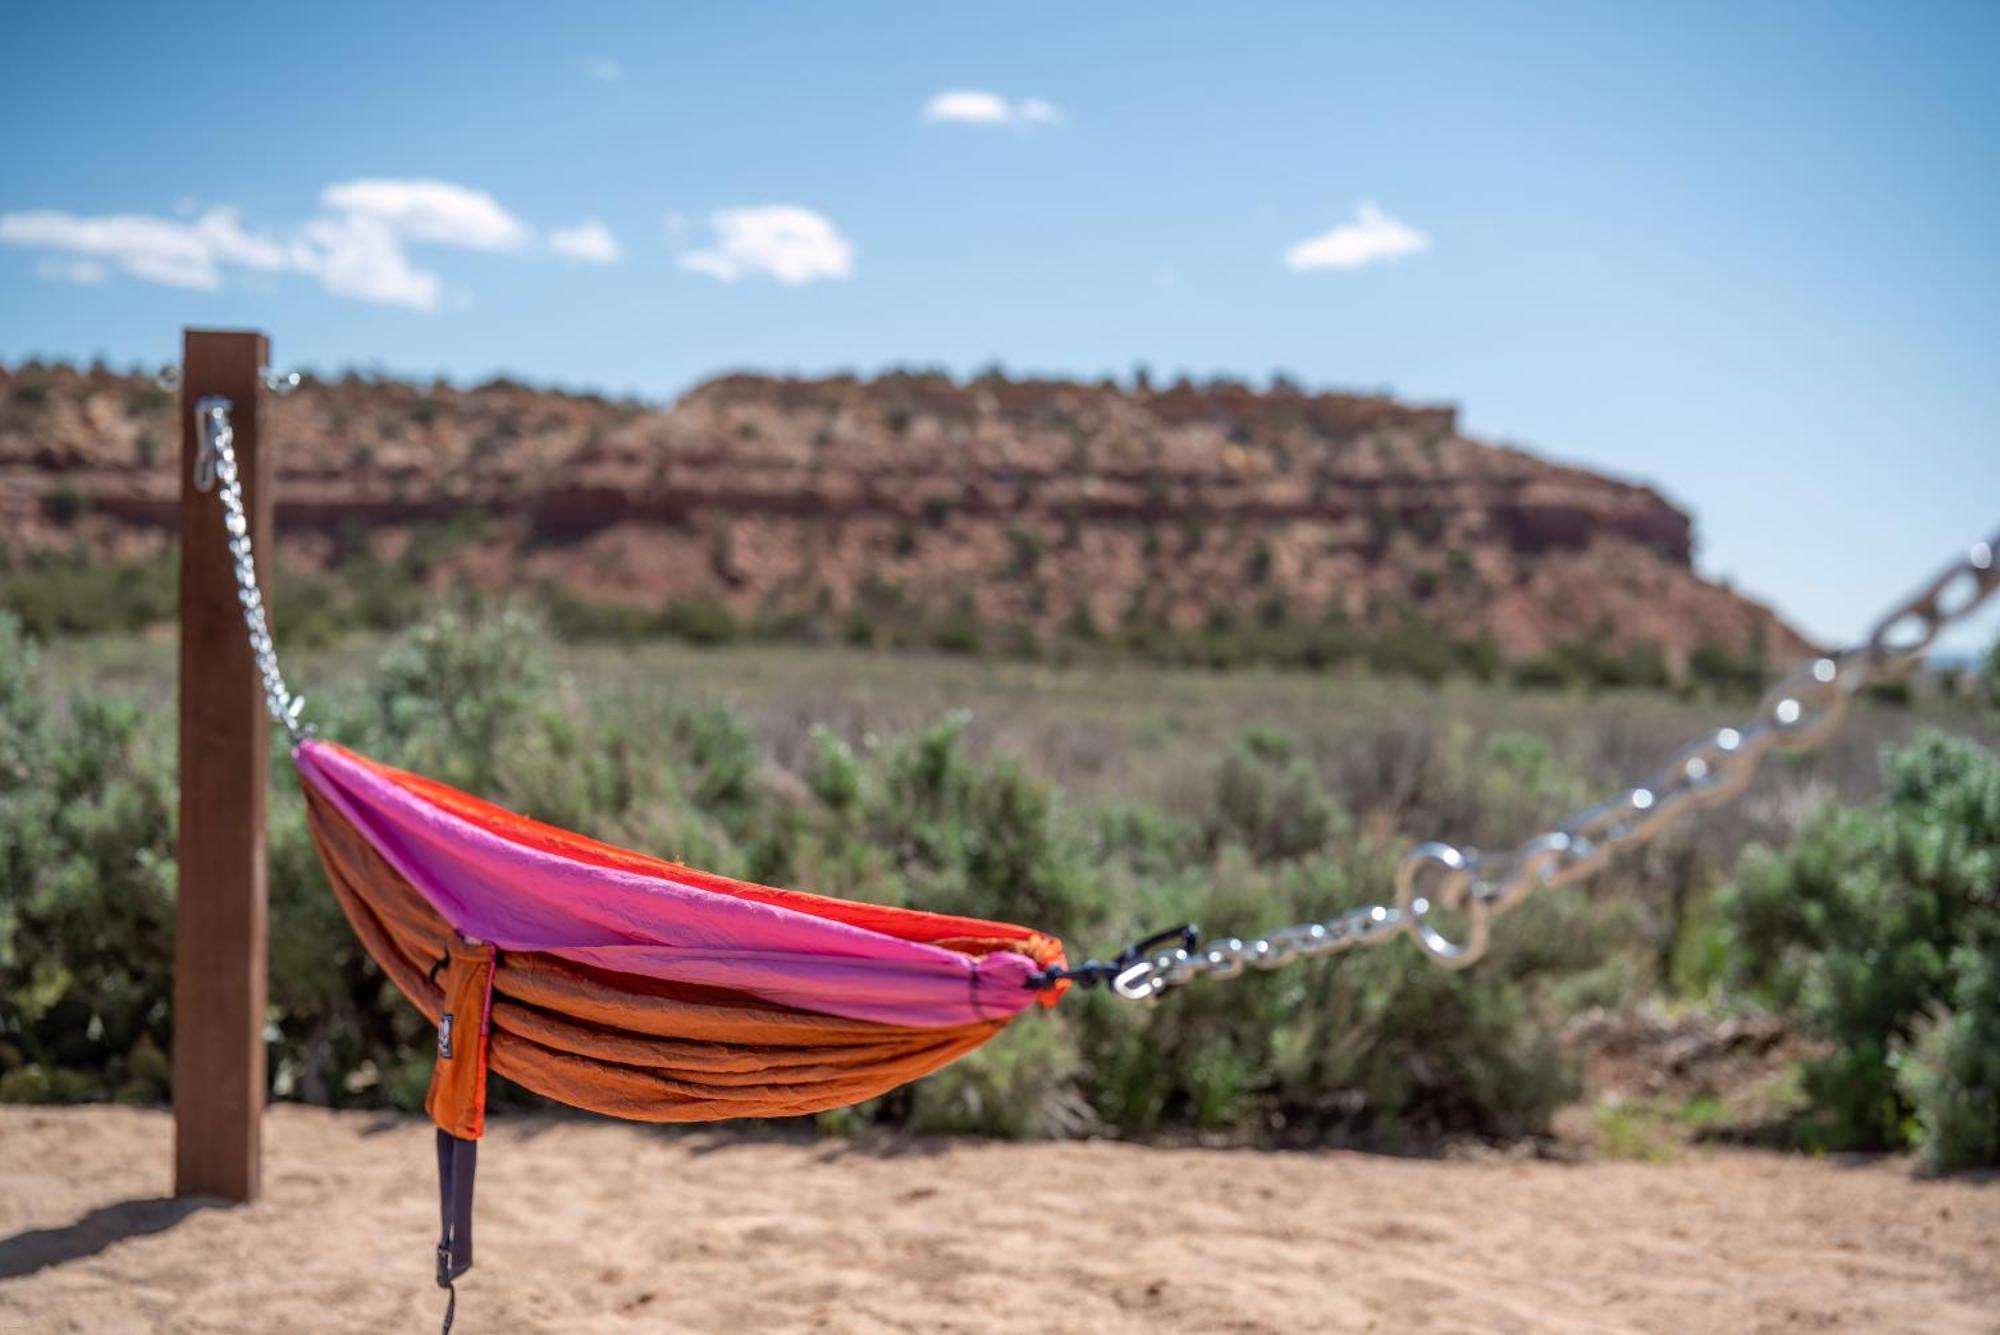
[3,1,1996,653]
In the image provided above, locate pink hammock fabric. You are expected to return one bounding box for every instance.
[295,737,1072,1313]
[295,739,1052,1029]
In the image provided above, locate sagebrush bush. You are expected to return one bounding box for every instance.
[1067,846,1594,1144]
[0,614,177,1103]
[0,556,178,639]
[2,606,1626,1143]
[1896,947,2000,1172]
[1207,727,1343,862]
[1720,729,2000,1168]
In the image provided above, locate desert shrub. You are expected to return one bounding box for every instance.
[1072,846,1590,1143]
[1208,728,1342,862]
[1688,642,1768,697]
[1509,652,1576,691]
[271,514,493,641]
[1,555,178,638]
[660,595,740,646]
[840,605,878,648]
[905,1011,1085,1139]
[823,711,1110,944]
[1060,603,1515,681]
[1896,949,2000,1172]
[0,614,178,1103]
[352,603,556,795]
[1364,618,1460,684]
[543,590,660,643]
[3,606,1617,1145]
[928,597,982,654]
[807,716,1586,1142]
[1510,641,1669,692]
[1317,617,1503,684]
[805,724,862,812]
[1719,730,2000,1167]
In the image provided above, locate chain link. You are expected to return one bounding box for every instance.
[1112,529,1999,1000]
[194,394,312,741]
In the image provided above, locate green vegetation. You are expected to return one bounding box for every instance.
[1591,1100,1684,1162]
[5,604,1995,1164]
[0,549,1766,695]
[0,554,177,639]
[0,606,1625,1144]
[1687,640,1770,698]
[1717,730,2000,1170]
[0,616,177,1104]
[1510,640,1671,693]
[659,595,741,646]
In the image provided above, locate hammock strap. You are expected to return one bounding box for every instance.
[425,939,495,1331]
[1025,923,1198,991]
[435,1128,477,1331]
[425,940,498,1138]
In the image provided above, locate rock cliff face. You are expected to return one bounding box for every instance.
[0,362,1811,667]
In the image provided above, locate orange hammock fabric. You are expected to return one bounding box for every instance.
[298,741,1071,1133]
[296,737,1080,1306]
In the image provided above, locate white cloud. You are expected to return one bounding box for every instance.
[0,206,285,290]
[301,177,547,305]
[293,214,442,312]
[921,90,1064,127]
[320,179,532,251]
[1284,201,1430,272]
[3,182,624,310]
[548,220,622,264]
[582,57,621,82]
[678,206,855,285]
[192,208,292,271]
[924,90,1010,124]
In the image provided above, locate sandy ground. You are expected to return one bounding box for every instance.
[1,1106,1995,1334]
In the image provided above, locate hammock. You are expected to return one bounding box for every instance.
[297,738,1070,1311]
[299,737,1068,1124]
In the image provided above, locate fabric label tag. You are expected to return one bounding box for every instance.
[438,1013,455,1060]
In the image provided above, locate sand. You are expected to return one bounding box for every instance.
[2,1105,1994,1334]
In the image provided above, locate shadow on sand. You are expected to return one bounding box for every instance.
[0,1196,221,1282]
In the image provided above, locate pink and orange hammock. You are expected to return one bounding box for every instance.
[294,738,1075,1305]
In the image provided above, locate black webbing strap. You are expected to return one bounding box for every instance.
[1023,923,1200,991]
[435,1128,478,1333]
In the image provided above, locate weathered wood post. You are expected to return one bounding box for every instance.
[174,328,271,1201]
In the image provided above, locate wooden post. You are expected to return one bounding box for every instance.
[174,328,271,1202]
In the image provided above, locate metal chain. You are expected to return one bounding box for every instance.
[1111,528,2000,1000]
[193,391,312,741]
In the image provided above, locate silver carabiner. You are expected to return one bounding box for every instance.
[1112,960,1163,1001]
[192,394,232,493]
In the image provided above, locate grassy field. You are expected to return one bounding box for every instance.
[41,628,1992,972]
[45,628,1987,821]
[16,622,1999,1152]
